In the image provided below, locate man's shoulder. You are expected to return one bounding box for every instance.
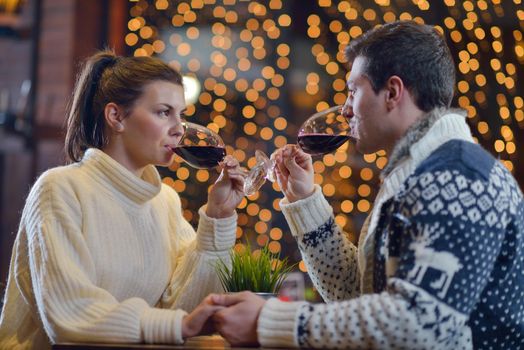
[403,139,523,213]
[415,139,496,182]
[393,140,523,232]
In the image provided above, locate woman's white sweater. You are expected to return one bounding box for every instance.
[0,148,237,349]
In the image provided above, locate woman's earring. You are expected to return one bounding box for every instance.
[115,123,123,132]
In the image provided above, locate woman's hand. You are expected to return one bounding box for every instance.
[273,144,315,202]
[182,295,225,338]
[206,155,246,218]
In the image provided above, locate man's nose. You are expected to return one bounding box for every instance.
[342,102,353,119]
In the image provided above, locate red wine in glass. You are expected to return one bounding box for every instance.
[174,121,263,196]
[173,145,226,169]
[243,105,352,195]
[297,133,351,155]
[173,121,227,169]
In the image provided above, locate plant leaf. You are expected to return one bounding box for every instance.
[213,241,297,293]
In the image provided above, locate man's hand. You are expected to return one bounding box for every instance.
[211,291,267,346]
[273,144,315,202]
[182,295,225,339]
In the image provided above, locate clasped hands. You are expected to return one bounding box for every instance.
[181,291,267,347]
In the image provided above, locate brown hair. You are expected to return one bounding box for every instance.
[345,21,455,112]
[65,50,183,162]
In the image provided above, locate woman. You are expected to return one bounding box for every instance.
[0,51,245,349]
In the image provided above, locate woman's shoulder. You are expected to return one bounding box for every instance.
[159,182,182,205]
[34,162,84,189]
[22,163,85,223]
[27,163,89,207]
[157,183,191,222]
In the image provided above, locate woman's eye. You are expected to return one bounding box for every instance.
[158,110,170,117]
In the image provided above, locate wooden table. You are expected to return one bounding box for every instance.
[53,335,285,349]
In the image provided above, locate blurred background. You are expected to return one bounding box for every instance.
[1,0,523,303]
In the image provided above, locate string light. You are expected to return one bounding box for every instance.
[127,0,522,268]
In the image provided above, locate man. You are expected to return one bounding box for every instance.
[209,21,524,349]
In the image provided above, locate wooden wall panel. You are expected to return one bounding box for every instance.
[0,0,128,300]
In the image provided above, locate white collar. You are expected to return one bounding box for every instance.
[82,148,162,205]
[381,108,473,180]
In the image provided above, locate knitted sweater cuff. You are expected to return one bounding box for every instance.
[279,185,333,237]
[141,308,187,344]
[257,298,303,348]
[196,205,237,252]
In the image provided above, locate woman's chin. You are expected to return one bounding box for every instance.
[354,141,367,154]
[355,142,376,155]
[156,155,176,167]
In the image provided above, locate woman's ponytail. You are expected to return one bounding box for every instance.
[65,51,117,162]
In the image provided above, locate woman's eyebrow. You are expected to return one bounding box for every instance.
[157,103,173,110]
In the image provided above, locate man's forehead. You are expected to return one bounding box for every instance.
[347,57,367,84]
[346,73,361,86]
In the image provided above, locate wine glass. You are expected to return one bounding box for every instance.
[172,121,227,169]
[297,105,352,155]
[242,105,354,196]
[173,122,272,197]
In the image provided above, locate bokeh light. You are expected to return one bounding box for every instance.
[127,0,523,295]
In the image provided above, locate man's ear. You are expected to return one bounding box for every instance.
[385,75,404,111]
[104,102,125,132]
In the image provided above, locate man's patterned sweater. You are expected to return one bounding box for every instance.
[256,109,524,350]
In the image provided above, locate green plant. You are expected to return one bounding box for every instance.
[214,243,296,293]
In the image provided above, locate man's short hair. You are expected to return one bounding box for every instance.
[345,21,456,112]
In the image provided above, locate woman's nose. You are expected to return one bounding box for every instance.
[171,121,185,139]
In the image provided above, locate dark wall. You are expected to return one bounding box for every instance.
[0,0,127,303]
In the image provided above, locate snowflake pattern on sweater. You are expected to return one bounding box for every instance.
[296,140,524,349]
[298,217,360,301]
